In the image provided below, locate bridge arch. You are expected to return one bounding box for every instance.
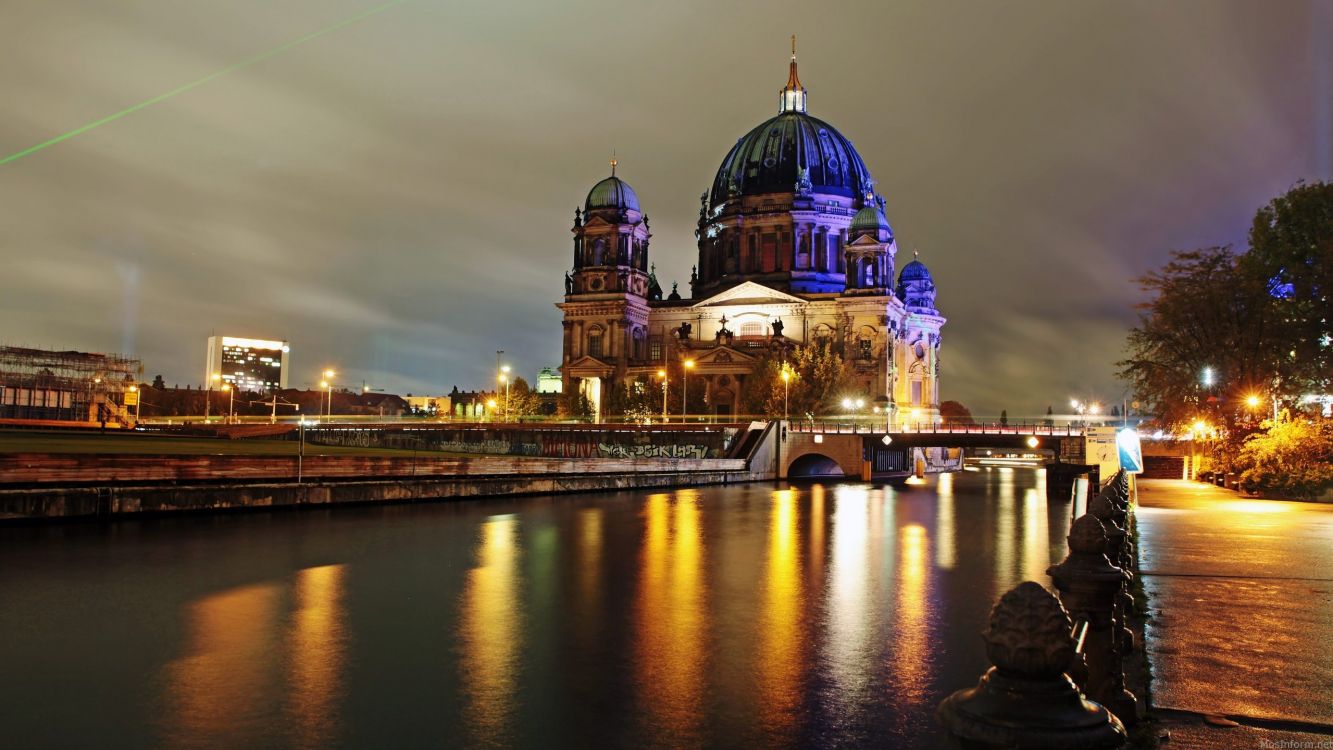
[787,452,845,478]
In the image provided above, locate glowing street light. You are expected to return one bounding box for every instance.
[221,383,235,423]
[206,372,221,422]
[1026,436,1040,449]
[779,365,791,421]
[1245,394,1261,409]
[656,369,668,423]
[682,359,695,422]
[498,364,512,422]
[1201,366,1215,388]
[128,384,140,422]
[486,398,498,420]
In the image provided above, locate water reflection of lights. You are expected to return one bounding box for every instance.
[758,489,803,732]
[826,486,872,707]
[995,466,1016,593]
[286,565,348,748]
[891,524,931,705]
[163,583,282,747]
[460,516,521,746]
[636,490,706,741]
[1021,488,1050,582]
[904,475,929,486]
[936,473,956,570]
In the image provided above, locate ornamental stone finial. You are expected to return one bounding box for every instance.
[983,581,1076,680]
[1068,514,1109,556]
[937,581,1129,749]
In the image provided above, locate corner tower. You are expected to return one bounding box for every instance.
[556,159,652,419]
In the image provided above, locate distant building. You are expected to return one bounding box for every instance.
[447,386,495,419]
[0,345,141,425]
[405,394,450,416]
[205,336,289,393]
[536,367,563,394]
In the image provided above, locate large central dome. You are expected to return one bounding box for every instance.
[709,111,874,205]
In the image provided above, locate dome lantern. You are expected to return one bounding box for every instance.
[779,35,807,114]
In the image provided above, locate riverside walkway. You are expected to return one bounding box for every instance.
[1136,479,1333,748]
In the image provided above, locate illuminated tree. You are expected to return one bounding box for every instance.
[1237,417,1333,500]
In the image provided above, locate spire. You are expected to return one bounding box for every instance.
[779,35,807,114]
[610,149,617,177]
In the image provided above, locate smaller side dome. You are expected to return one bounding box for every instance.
[585,176,640,213]
[896,252,938,314]
[898,258,932,283]
[850,204,892,236]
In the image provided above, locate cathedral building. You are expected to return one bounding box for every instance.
[557,46,944,422]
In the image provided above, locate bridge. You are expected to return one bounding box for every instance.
[780,421,1089,481]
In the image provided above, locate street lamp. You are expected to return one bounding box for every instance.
[779,365,791,421]
[682,359,695,423]
[1245,394,1261,409]
[499,365,511,422]
[222,383,234,424]
[486,398,498,421]
[657,369,668,423]
[322,370,336,419]
[128,385,140,423]
[206,373,221,422]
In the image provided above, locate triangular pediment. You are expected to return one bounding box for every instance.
[692,346,759,365]
[562,356,614,376]
[692,281,807,308]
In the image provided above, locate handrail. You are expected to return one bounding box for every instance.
[1070,617,1090,655]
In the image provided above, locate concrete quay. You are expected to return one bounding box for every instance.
[0,453,769,522]
[1136,479,1333,748]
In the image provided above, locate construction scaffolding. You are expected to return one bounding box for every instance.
[0,345,142,424]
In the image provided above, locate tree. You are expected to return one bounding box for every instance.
[1118,247,1279,432]
[1121,183,1333,432]
[556,389,593,421]
[499,377,543,420]
[999,409,1008,427]
[1242,180,1332,392]
[739,341,854,419]
[939,400,974,425]
[1236,417,1333,500]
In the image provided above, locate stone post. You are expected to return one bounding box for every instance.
[1089,494,1136,655]
[1048,515,1137,723]
[936,581,1127,749]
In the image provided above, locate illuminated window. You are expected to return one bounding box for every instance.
[911,380,923,405]
[649,340,662,361]
[740,321,763,338]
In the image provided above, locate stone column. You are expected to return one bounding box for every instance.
[937,581,1127,749]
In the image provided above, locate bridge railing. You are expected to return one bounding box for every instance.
[789,420,1083,436]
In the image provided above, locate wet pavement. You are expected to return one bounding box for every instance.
[1136,479,1333,747]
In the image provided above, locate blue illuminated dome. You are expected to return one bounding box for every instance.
[710,112,873,205]
[898,258,932,283]
[585,175,640,213]
[896,254,938,314]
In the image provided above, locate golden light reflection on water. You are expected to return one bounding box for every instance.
[936,473,956,570]
[995,467,1016,592]
[636,490,706,739]
[285,564,347,750]
[809,483,827,584]
[162,582,281,749]
[460,516,522,746]
[758,489,803,730]
[826,486,872,705]
[1021,488,1050,582]
[891,524,931,705]
[578,508,603,608]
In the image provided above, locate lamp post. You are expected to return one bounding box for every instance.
[486,398,498,422]
[657,369,668,423]
[780,365,791,421]
[499,364,511,422]
[681,359,695,423]
[322,369,335,419]
[206,373,220,422]
[222,383,234,423]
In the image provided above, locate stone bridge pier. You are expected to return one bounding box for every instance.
[780,429,866,479]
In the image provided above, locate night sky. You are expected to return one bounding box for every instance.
[2,0,1328,416]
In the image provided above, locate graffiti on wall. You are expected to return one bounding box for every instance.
[596,443,709,459]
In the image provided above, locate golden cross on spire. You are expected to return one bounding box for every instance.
[610,149,617,177]
[791,34,797,60]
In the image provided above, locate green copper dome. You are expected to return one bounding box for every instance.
[851,204,892,236]
[585,176,640,213]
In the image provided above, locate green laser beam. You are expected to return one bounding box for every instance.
[1,0,406,166]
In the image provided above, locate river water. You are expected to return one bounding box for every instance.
[0,466,1069,749]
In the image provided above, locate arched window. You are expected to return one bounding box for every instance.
[740,320,763,338]
[632,327,647,359]
[591,238,606,266]
[861,257,875,287]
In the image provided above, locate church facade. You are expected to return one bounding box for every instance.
[557,48,944,423]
